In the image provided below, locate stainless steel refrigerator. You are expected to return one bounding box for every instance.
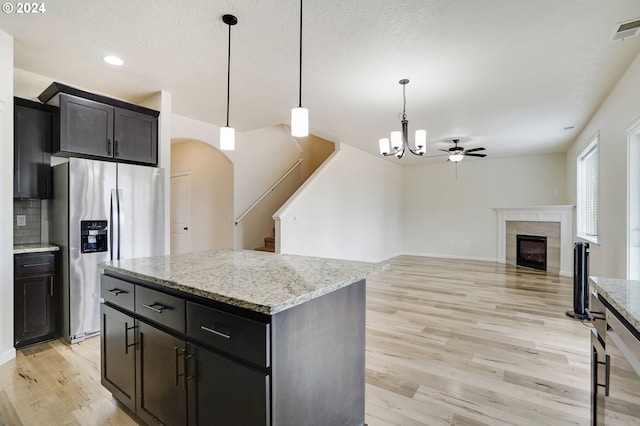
[51,157,164,343]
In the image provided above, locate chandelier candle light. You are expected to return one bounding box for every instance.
[220,14,238,151]
[291,0,309,137]
[379,79,427,158]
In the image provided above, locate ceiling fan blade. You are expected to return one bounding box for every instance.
[438,149,450,153]
[464,147,486,153]
[465,153,487,158]
[424,153,448,158]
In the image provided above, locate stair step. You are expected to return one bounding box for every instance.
[264,236,275,248]
[255,246,275,252]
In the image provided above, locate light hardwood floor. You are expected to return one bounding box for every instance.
[0,256,591,425]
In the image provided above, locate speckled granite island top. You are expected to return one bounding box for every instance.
[100,249,388,315]
[589,276,640,332]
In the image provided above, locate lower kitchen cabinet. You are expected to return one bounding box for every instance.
[187,343,269,426]
[14,252,57,348]
[136,321,188,426]
[100,303,136,413]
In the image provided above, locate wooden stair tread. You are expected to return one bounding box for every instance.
[255,246,275,252]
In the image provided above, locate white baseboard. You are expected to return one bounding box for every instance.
[400,251,499,263]
[0,347,16,366]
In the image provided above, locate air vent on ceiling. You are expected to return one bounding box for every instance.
[609,18,640,42]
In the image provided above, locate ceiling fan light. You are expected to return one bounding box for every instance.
[415,129,426,149]
[291,107,309,137]
[390,131,402,150]
[220,126,235,151]
[449,153,464,162]
[379,138,390,155]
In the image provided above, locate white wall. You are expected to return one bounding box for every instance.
[0,30,15,365]
[276,143,403,262]
[566,52,640,278]
[171,140,234,250]
[172,115,303,249]
[403,153,567,261]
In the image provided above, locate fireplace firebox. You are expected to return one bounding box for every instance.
[516,234,547,271]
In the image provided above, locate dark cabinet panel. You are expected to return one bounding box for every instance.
[55,92,157,165]
[14,98,53,199]
[187,343,270,426]
[136,320,188,426]
[59,94,113,158]
[114,108,157,165]
[100,303,136,414]
[14,252,56,348]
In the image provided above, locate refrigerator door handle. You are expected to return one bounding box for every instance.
[116,188,123,260]
[111,189,120,261]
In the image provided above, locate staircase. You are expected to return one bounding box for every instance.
[255,235,275,253]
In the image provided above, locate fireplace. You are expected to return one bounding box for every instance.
[516,234,547,271]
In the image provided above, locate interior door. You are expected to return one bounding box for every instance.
[171,173,191,255]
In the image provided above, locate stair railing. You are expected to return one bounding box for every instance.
[235,158,303,226]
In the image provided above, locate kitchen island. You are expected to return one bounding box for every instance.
[588,277,640,425]
[99,249,386,426]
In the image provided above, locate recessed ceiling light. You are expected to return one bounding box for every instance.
[103,55,124,66]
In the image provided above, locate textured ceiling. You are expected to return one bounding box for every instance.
[2,0,640,164]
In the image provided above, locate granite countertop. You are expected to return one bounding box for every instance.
[589,276,640,332]
[14,243,60,254]
[100,249,388,315]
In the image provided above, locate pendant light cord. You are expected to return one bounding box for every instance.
[226,21,232,127]
[298,0,303,108]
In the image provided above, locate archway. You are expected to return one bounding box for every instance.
[170,139,234,254]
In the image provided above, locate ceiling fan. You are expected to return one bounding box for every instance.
[439,139,487,162]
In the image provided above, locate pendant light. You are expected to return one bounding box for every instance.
[291,0,309,137]
[378,79,427,159]
[220,14,238,151]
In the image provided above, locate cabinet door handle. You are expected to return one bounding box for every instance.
[22,262,50,268]
[604,354,610,397]
[175,347,186,387]
[107,138,112,156]
[142,303,167,313]
[114,140,119,157]
[200,325,231,339]
[106,288,126,296]
[124,322,137,354]
[50,276,54,297]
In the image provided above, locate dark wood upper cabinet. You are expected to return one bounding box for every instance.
[40,82,159,165]
[14,97,54,199]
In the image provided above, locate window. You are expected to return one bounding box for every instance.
[577,135,599,243]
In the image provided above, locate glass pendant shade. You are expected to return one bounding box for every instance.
[220,126,235,151]
[449,153,464,162]
[390,131,402,150]
[415,130,426,149]
[291,107,309,137]
[379,138,390,155]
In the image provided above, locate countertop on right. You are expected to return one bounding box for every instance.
[589,276,640,333]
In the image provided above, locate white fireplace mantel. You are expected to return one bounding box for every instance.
[495,205,575,276]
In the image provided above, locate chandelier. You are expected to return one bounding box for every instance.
[378,79,427,158]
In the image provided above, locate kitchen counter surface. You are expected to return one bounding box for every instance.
[589,276,640,332]
[101,249,387,315]
[13,243,60,254]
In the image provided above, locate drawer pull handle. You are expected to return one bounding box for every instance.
[106,288,126,296]
[200,325,231,339]
[142,303,168,313]
[22,263,50,268]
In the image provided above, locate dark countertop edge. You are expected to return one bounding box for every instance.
[589,276,640,335]
[100,263,374,315]
[13,244,60,254]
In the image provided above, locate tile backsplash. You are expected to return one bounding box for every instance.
[13,199,42,245]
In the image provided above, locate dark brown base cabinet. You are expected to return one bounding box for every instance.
[100,272,365,426]
[14,253,57,348]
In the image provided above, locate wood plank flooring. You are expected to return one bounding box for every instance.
[0,256,591,425]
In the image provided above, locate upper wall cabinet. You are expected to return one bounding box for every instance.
[14,97,55,199]
[39,82,159,166]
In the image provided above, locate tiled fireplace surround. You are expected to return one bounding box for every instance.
[495,206,574,276]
